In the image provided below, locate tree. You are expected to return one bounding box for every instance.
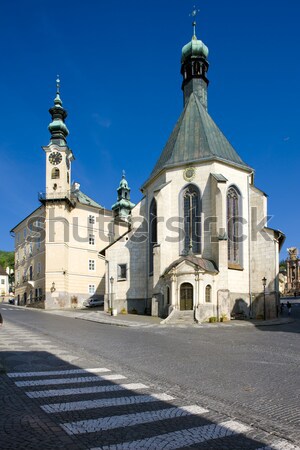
[279,259,287,272]
[0,251,14,271]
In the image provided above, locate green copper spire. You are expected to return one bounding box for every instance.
[112,171,135,222]
[48,76,69,145]
[181,7,209,109]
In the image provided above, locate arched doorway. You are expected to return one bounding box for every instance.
[180,283,193,310]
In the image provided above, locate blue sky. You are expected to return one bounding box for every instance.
[1,0,299,260]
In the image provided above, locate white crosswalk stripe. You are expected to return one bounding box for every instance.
[7,368,111,378]
[27,382,149,398]
[91,420,251,450]
[41,393,175,413]
[256,443,300,450]
[61,405,209,435]
[15,373,126,387]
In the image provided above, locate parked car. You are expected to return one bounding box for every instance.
[83,296,104,308]
[8,298,15,305]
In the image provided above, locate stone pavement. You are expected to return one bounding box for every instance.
[7,303,294,328]
[1,319,300,450]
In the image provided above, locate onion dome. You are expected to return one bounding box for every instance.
[48,76,69,145]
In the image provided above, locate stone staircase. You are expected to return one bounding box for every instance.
[161,309,197,325]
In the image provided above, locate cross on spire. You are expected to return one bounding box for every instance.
[56,75,60,95]
[189,6,200,38]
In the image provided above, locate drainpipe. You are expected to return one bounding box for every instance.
[248,171,254,318]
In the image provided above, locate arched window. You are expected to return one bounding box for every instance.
[51,168,60,179]
[181,184,201,255]
[149,198,157,275]
[205,285,212,303]
[227,186,240,264]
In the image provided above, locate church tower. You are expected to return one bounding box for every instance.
[41,77,74,205]
[181,12,209,109]
[112,171,135,222]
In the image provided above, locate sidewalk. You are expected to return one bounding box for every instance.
[11,305,294,328]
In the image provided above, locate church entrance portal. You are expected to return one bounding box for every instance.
[180,283,193,310]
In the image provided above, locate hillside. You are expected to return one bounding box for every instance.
[0,250,14,270]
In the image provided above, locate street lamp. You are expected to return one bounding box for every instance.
[110,276,114,316]
[262,277,267,320]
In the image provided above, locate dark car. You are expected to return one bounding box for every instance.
[8,298,15,305]
[83,296,104,308]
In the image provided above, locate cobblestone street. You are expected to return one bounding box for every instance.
[1,303,300,449]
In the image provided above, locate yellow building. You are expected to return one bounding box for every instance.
[11,79,128,309]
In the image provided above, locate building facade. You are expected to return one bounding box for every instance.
[11,79,128,309]
[102,21,285,322]
[0,266,9,298]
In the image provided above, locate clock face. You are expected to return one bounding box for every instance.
[66,155,70,169]
[183,167,196,181]
[49,151,62,165]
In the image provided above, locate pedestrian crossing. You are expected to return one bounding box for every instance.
[6,366,300,450]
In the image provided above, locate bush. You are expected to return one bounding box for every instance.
[209,316,217,323]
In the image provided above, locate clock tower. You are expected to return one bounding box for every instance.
[42,77,74,204]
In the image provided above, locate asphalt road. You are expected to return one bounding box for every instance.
[1,303,300,449]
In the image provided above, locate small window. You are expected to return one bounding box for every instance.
[88,284,95,294]
[89,235,95,245]
[51,168,60,179]
[205,285,212,303]
[67,172,69,184]
[118,264,127,280]
[88,259,95,271]
[89,215,95,224]
[23,228,27,239]
[37,262,41,274]
[1,279,4,285]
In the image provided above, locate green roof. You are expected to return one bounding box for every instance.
[73,190,103,209]
[164,256,218,275]
[144,92,252,187]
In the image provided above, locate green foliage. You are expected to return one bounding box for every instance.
[209,316,217,323]
[0,251,14,270]
[279,259,287,271]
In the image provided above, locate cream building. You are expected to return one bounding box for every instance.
[0,266,9,298]
[102,21,285,322]
[11,79,127,309]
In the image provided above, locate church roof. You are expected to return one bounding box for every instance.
[164,255,218,275]
[144,92,252,187]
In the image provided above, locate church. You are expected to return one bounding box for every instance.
[101,19,285,322]
[11,17,284,322]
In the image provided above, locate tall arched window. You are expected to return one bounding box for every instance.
[149,198,157,275]
[205,285,212,303]
[51,168,60,179]
[227,186,240,264]
[181,184,201,255]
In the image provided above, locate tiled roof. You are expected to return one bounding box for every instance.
[145,93,252,186]
[0,265,7,276]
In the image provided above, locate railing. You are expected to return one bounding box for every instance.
[38,190,73,202]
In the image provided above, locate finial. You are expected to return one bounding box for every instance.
[56,75,60,95]
[189,6,200,38]
[122,170,126,179]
